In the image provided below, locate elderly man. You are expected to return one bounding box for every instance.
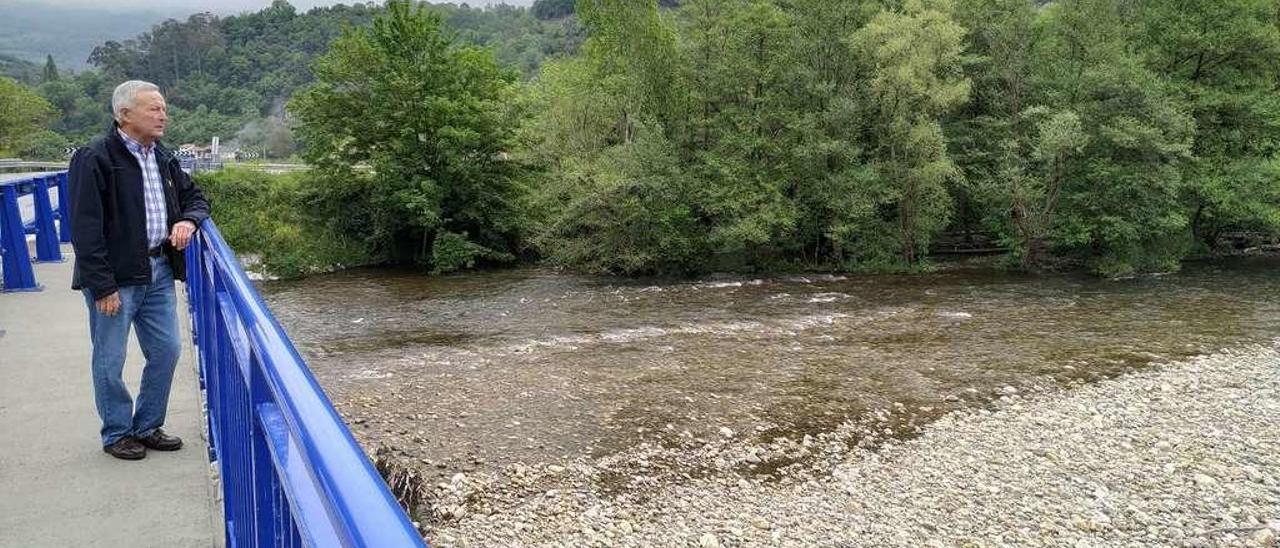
[68,80,210,460]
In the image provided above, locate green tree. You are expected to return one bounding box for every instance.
[523,0,703,274]
[166,103,251,146]
[522,57,705,274]
[38,74,112,146]
[533,0,576,20]
[0,76,58,157]
[1039,0,1195,276]
[1134,0,1280,250]
[951,0,1094,268]
[291,0,525,272]
[678,0,799,264]
[576,0,683,142]
[773,0,882,266]
[42,55,59,82]
[850,0,971,265]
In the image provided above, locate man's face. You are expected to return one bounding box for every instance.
[120,90,168,143]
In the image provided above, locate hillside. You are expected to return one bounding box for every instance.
[0,1,184,70]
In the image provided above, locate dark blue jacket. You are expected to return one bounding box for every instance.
[69,124,211,299]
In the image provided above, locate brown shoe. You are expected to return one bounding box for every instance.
[103,437,146,460]
[137,429,183,451]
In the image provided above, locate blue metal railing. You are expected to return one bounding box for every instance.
[186,220,425,547]
[0,171,69,292]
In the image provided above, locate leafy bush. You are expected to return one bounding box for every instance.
[195,168,373,278]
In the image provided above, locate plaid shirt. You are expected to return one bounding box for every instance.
[117,129,169,249]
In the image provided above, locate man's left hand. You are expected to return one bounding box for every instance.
[170,220,197,250]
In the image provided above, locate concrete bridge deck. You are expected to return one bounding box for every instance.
[0,243,218,547]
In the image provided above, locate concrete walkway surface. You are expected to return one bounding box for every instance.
[0,244,218,548]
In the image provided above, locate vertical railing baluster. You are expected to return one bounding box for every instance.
[249,347,280,547]
[0,183,39,292]
[56,172,71,243]
[31,176,63,263]
[214,291,237,548]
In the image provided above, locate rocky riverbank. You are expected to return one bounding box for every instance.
[418,344,1280,547]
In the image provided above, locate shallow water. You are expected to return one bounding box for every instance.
[261,256,1280,477]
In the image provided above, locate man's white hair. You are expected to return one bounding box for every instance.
[111,80,161,122]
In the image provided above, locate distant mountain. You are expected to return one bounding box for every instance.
[0,0,536,71]
[25,0,534,12]
[0,1,186,70]
[0,53,39,82]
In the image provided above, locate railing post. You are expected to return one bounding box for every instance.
[56,172,71,243]
[214,291,253,548]
[248,349,282,547]
[32,176,63,263]
[186,239,205,374]
[0,183,40,292]
[185,238,216,462]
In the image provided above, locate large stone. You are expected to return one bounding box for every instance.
[1252,527,1278,547]
[1193,473,1217,486]
[699,532,721,548]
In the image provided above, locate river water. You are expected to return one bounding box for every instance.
[260,256,1279,479]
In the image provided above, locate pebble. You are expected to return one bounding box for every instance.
[1251,527,1277,546]
[1193,473,1217,486]
[427,345,1280,548]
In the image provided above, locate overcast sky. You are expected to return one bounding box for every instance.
[10,0,529,14]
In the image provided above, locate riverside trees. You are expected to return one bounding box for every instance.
[521,0,1279,276]
[33,0,1274,277]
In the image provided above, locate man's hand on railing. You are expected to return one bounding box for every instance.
[170,220,197,250]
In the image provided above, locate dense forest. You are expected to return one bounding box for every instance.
[3,0,1279,278]
[1,0,581,156]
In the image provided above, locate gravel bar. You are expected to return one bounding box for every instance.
[428,343,1280,547]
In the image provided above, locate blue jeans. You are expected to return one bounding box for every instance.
[83,256,182,446]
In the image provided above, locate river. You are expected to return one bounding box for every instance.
[260,256,1280,482]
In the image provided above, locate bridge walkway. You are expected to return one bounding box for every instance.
[0,243,219,547]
